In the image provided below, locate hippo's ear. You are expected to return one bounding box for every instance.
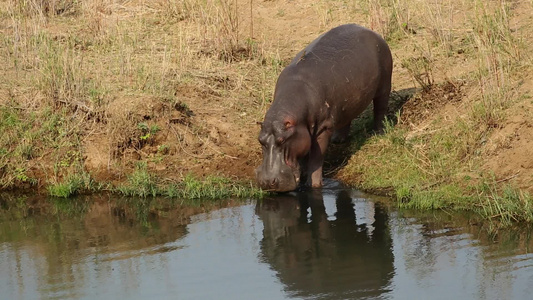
[284,119,296,129]
[256,121,263,126]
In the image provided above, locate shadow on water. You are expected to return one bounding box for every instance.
[256,183,395,299]
[324,87,416,177]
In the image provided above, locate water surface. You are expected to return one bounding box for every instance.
[0,184,532,299]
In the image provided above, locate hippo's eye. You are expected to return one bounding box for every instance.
[276,137,285,144]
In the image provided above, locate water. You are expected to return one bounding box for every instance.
[0,183,532,300]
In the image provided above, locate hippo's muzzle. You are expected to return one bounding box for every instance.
[255,147,300,192]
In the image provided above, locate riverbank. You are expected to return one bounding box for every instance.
[338,0,533,226]
[1,1,532,224]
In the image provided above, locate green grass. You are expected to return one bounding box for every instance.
[0,103,84,189]
[476,182,533,224]
[117,163,264,200]
[340,84,532,227]
[47,171,96,198]
[165,174,265,200]
[117,163,159,198]
[341,117,533,226]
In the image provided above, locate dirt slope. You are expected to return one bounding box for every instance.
[0,0,531,193]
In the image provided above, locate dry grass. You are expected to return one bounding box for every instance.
[0,0,532,216]
[0,0,283,191]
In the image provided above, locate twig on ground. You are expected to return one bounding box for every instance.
[495,171,520,183]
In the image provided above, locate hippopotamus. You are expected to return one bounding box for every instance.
[256,24,393,192]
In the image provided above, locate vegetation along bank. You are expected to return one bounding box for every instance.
[0,1,532,225]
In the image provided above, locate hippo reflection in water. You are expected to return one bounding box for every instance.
[256,189,394,299]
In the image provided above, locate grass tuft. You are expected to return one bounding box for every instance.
[165,174,265,200]
[117,163,159,198]
[48,171,95,198]
[117,164,263,200]
[476,182,533,225]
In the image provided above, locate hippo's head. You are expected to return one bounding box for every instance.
[256,115,311,192]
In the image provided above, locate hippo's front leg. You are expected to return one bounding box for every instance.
[307,129,332,188]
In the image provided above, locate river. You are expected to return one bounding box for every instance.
[0,181,532,299]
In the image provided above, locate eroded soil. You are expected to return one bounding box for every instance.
[0,0,532,193]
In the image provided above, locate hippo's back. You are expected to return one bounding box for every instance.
[282,24,392,121]
[289,24,391,70]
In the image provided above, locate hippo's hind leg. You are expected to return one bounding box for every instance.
[331,123,351,144]
[372,86,391,133]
